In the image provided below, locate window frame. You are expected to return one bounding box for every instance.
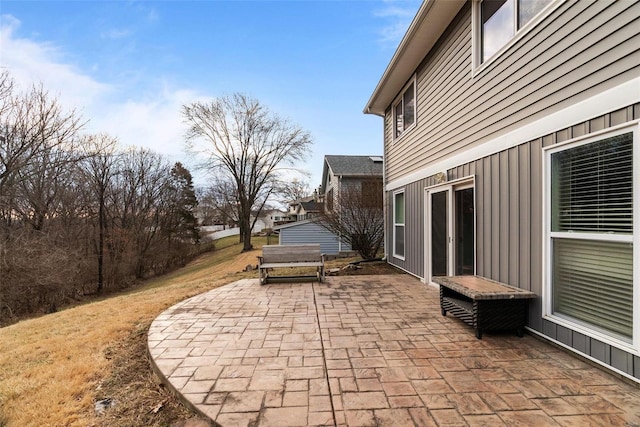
[326,188,334,212]
[471,0,561,73]
[393,190,406,260]
[542,123,640,355]
[392,76,417,142]
[361,179,383,209]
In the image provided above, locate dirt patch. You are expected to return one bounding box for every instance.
[90,322,202,427]
[330,260,405,276]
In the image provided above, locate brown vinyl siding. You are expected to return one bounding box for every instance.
[385,0,640,183]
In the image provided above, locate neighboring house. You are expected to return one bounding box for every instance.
[321,155,384,212]
[287,196,322,221]
[274,219,351,255]
[260,209,291,229]
[296,200,322,221]
[365,1,640,382]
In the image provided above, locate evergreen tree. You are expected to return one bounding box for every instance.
[165,162,200,245]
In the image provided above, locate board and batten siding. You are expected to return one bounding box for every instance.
[384,0,640,184]
[277,221,351,255]
[385,176,435,276]
[387,104,640,379]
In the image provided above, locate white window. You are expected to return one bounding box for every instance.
[544,126,639,353]
[393,191,405,259]
[474,0,555,67]
[393,78,416,140]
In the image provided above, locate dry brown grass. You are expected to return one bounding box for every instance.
[0,236,260,427]
[0,237,401,426]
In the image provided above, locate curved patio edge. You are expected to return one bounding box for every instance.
[148,275,640,427]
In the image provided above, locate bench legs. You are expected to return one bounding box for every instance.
[440,288,528,339]
[258,266,324,284]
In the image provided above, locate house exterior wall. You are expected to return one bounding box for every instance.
[322,168,337,212]
[385,176,432,275]
[278,221,351,255]
[380,0,640,382]
[384,0,640,185]
[388,104,640,379]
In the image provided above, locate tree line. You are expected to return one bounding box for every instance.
[0,71,200,324]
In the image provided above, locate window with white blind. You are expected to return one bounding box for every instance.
[545,127,638,352]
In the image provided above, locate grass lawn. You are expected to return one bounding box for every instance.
[0,236,264,426]
[0,236,399,426]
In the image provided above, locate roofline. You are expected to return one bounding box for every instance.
[333,173,383,178]
[321,154,384,190]
[363,0,466,116]
[273,219,313,231]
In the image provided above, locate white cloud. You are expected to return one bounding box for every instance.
[0,14,200,162]
[1,14,111,108]
[89,85,201,159]
[146,7,159,23]
[101,28,133,40]
[373,1,421,46]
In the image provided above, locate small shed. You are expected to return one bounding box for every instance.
[274,220,351,255]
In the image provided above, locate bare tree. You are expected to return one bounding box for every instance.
[278,177,312,205]
[201,177,240,228]
[0,71,214,322]
[183,93,312,251]
[194,186,219,226]
[0,72,85,211]
[109,147,172,279]
[316,177,384,260]
[79,134,118,292]
[12,136,82,231]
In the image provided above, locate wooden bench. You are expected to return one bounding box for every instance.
[258,244,325,285]
[433,275,536,339]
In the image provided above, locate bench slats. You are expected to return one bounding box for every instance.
[261,244,321,263]
[258,244,325,285]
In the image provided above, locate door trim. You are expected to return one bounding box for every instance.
[424,175,476,286]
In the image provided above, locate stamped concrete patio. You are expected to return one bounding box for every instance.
[148,275,640,426]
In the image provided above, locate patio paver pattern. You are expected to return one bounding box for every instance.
[148,275,640,426]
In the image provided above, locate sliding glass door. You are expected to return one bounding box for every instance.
[430,189,449,277]
[426,181,475,283]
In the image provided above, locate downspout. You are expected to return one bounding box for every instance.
[382,123,388,261]
[338,175,342,252]
[365,107,388,260]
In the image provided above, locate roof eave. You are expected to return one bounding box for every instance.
[364,0,466,116]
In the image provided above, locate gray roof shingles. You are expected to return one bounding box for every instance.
[324,155,383,177]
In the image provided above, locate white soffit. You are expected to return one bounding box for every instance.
[364,0,466,116]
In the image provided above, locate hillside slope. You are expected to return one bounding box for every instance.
[0,237,261,427]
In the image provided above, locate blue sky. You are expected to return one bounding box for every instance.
[1,0,421,188]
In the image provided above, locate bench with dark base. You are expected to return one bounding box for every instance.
[433,275,536,339]
[258,244,325,285]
